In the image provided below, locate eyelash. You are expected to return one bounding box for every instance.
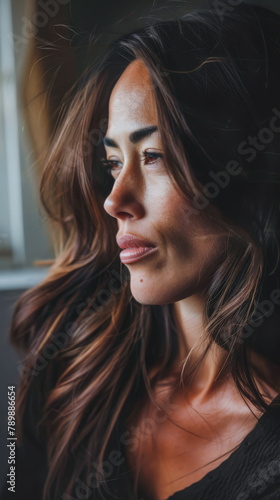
[99,151,163,175]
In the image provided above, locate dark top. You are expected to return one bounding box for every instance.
[1,361,280,500]
[165,393,280,500]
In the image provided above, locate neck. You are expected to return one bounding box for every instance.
[170,294,230,401]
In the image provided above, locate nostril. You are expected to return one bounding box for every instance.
[117,212,134,219]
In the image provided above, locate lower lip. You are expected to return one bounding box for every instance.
[119,246,158,264]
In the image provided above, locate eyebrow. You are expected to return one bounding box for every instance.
[103,125,158,147]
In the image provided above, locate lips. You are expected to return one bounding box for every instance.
[116,234,158,264]
[116,234,156,250]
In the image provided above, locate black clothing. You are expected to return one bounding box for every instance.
[166,394,280,500]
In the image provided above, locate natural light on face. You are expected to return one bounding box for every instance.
[103,59,228,305]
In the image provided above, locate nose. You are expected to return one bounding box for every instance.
[103,163,145,221]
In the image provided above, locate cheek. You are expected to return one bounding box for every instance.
[147,180,190,225]
[149,183,196,251]
[151,182,226,262]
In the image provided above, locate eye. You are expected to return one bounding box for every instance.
[141,151,163,164]
[99,157,122,175]
[99,150,164,177]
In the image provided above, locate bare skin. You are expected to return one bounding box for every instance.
[103,59,280,500]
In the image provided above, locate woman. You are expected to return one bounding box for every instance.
[2,2,280,500]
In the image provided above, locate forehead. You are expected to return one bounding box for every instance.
[107,60,158,128]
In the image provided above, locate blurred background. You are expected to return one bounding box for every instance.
[1,0,280,490]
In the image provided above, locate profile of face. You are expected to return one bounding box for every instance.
[103,59,228,305]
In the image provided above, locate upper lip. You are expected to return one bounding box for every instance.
[116,233,156,250]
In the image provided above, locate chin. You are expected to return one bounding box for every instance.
[129,271,204,305]
[129,281,168,305]
[129,279,177,306]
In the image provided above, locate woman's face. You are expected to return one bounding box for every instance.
[103,59,228,305]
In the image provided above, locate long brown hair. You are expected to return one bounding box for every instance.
[11,3,280,499]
